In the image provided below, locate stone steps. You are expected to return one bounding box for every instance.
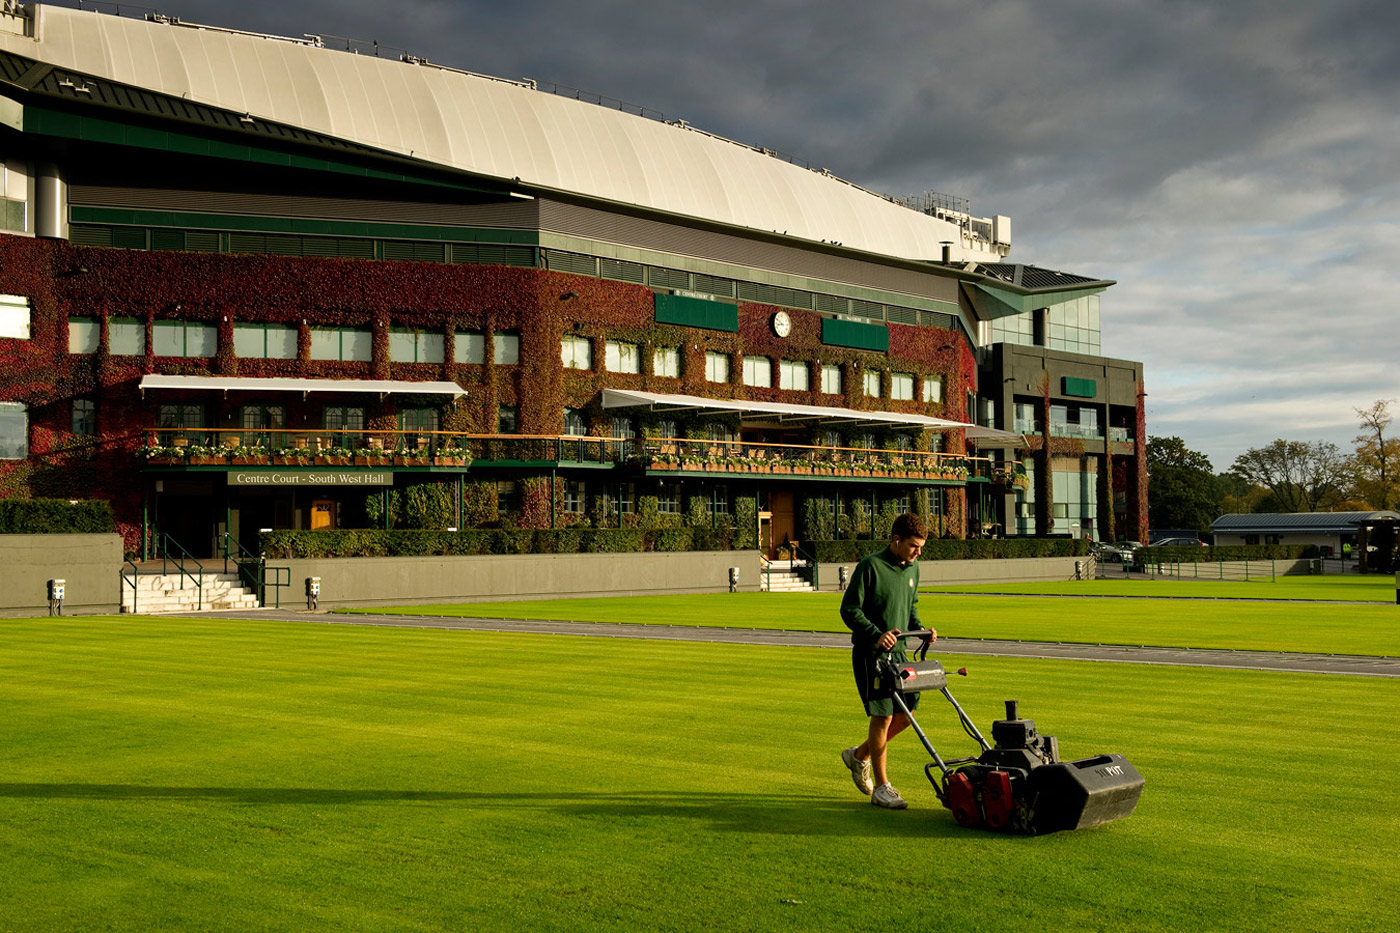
[761,569,815,593]
[121,571,261,613]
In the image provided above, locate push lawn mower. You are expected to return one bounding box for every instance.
[880,632,1144,834]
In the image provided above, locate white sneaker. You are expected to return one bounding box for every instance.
[841,747,873,795]
[871,783,908,810]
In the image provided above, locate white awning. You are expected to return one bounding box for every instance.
[964,425,1030,448]
[600,388,973,430]
[138,375,466,399]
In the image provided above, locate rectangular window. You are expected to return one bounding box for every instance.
[0,402,26,459]
[153,320,217,358]
[68,317,100,354]
[109,317,145,356]
[922,376,944,403]
[564,480,586,514]
[240,405,285,448]
[497,480,518,514]
[705,351,730,383]
[615,482,636,515]
[72,399,96,436]
[389,327,445,363]
[309,327,372,361]
[779,360,810,391]
[891,372,914,401]
[657,482,681,514]
[821,364,842,395]
[234,323,298,359]
[605,340,641,374]
[494,332,520,365]
[454,330,485,364]
[863,370,881,398]
[742,356,772,388]
[0,294,30,340]
[497,405,518,434]
[561,335,592,370]
[653,347,680,378]
[400,408,440,434]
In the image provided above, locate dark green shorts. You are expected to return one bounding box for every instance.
[852,649,920,718]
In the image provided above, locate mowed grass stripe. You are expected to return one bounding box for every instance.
[337,591,1400,657]
[1,617,1396,932]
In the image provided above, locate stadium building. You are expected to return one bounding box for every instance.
[0,2,1147,560]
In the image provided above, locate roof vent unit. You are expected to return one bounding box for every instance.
[993,215,1012,246]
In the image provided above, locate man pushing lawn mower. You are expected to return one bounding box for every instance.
[838,515,1147,832]
[840,512,931,810]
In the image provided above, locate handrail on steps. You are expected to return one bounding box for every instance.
[157,533,203,610]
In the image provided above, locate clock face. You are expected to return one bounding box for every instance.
[772,311,792,337]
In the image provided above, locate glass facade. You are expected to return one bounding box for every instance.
[1046,295,1100,354]
[990,311,1034,347]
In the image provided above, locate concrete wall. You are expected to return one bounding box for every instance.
[267,550,765,609]
[0,534,124,617]
[816,556,1087,591]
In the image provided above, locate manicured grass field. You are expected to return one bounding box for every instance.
[340,591,1400,657]
[1,616,1394,931]
[923,575,1397,602]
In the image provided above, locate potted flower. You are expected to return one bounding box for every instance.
[434,446,471,467]
[141,445,185,465]
[355,447,393,466]
[316,446,354,466]
[231,445,270,465]
[394,446,430,466]
[186,444,225,466]
[271,447,310,466]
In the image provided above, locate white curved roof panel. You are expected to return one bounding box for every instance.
[4,5,975,262]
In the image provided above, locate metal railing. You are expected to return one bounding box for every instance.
[155,533,204,609]
[139,429,1022,482]
[121,557,139,613]
[794,542,820,591]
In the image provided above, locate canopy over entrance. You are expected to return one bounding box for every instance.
[138,375,466,399]
[600,388,972,431]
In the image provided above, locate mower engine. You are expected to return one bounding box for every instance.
[881,641,1145,835]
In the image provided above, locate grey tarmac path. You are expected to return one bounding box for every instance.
[185,608,1400,678]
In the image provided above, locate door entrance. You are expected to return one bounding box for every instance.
[310,499,337,530]
[768,490,796,559]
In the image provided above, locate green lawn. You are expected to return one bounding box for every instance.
[339,591,1400,657]
[923,575,1397,602]
[1,616,1395,931]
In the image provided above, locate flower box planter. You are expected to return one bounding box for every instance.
[231,456,268,466]
[354,456,392,466]
[315,456,351,466]
[189,456,226,466]
[433,457,468,467]
[394,456,428,467]
[146,455,183,465]
[272,456,310,466]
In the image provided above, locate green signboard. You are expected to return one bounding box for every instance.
[228,471,393,486]
[1062,377,1097,398]
[822,318,890,352]
[653,293,739,332]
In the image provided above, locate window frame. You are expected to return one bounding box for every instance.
[605,339,641,374]
[561,335,592,370]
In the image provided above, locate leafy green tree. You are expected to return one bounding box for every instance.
[1230,439,1345,513]
[1348,399,1400,510]
[1146,436,1220,532]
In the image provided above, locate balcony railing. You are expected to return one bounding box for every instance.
[139,429,1024,483]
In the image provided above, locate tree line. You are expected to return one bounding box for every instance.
[1146,399,1400,533]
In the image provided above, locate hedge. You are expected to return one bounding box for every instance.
[1135,544,1316,566]
[810,537,1092,564]
[0,498,116,534]
[259,527,737,559]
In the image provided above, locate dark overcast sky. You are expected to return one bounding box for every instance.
[67,0,1400,468]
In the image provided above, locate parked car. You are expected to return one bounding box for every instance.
[1148,537,1208,547]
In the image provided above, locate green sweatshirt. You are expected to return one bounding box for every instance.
[840,547,923,656]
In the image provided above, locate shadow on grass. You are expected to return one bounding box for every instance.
[0,783,969,838]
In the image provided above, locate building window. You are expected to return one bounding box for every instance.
[605,340,641,374]
[454,330,485,364]
[611,417,635,440]
[497,480,518,514]
[615,482,636,515]
[68,317,100,354]
[1,161,27,233]
[929,433,945,453]
[712,485,731,516]
[309,326,372,362]
[894,434,913,450]
[855,432,875,452]
[0,294,30,340]
[821,364,842,395]
[923,376,944,404]
[494,332,520,365]
[742,356,772,388]
[863,370,881,398]
[399,407,440,448]
[563,408,587,436]
[153,320,217,358]
[990,310,1035,347]
[561,335,592,370]
[705,351,730,383]
[234,323,297,359]
[707,422,734,443]
[1013,401,1040,434]
[0,402,26,459]
[109,317,145,356]
[497,405,517,434]
[656,419,678,440]
[564,480,586,514]
[654,347,680,378]
[72,399,97,436]
[820,430,841,449]
[324,406,365,448]
[779,360,810,391]
[1046,295,1101,355]
[389,327,445,364]
[657,482,681,514]
[240,404,284,448]
[891,372,914,401]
